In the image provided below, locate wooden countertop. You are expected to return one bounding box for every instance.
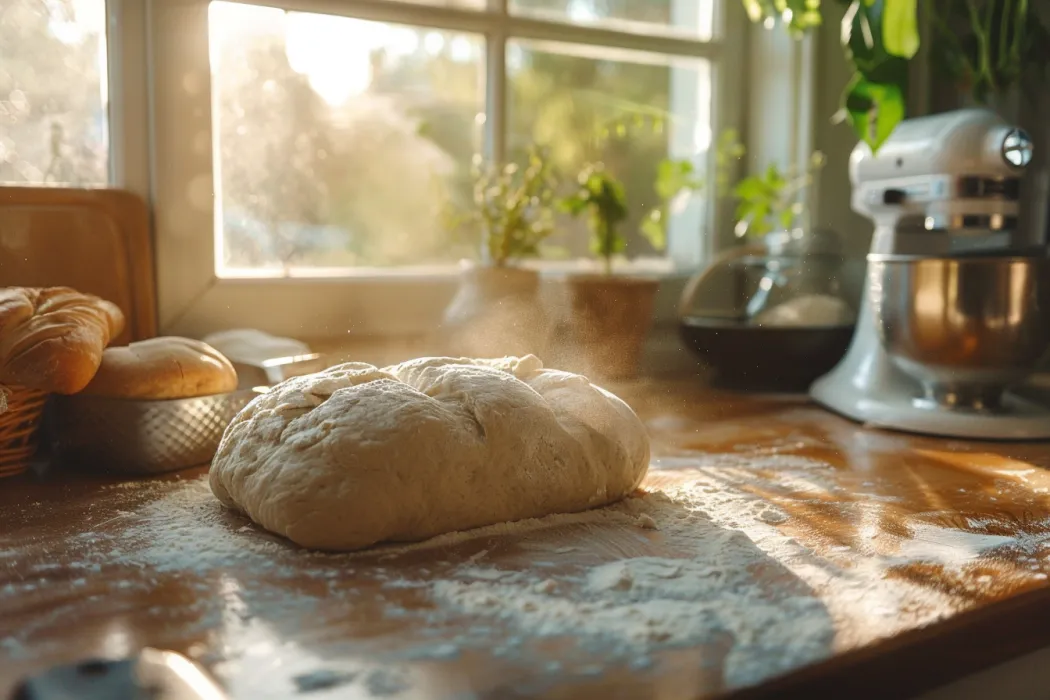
[3,383,1050,699]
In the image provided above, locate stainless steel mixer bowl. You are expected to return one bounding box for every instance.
[869,254,1050,411]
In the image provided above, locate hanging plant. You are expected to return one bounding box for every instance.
[927,0,1050,105]
[837,0,915,151]
[741,0,917,151]
[740,0,1049,152]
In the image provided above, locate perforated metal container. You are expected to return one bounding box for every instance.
[50,390,259,475]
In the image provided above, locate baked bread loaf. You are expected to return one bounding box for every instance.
[0,287,125,394]
[83,337,238,400]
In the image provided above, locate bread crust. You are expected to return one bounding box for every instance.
[82,337,238,400]
[0,287,125,394]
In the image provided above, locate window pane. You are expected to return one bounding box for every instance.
[507,41,712,262]
[209,2,484,273]
[0,0,109,186]
[511,0,715,41]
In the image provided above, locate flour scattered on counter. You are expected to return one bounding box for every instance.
[34,470,841,690]
[84,477,655,576]
[1,637,24,656]
[427,491,835,688]
[293,668,358,693]
[23,447,1039,699]
[364,667,412,697]
[755,505,790,525]
[634,513,658,529]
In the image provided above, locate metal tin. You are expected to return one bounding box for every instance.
[230,352,325,390]
[50,390,259,475]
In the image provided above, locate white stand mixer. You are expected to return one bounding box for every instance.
[810,108,1050,440]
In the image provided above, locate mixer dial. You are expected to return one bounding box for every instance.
[1002,128,1033,168]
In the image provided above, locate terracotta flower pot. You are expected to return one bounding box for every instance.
[566,274,659,380]
[442,264,550,358]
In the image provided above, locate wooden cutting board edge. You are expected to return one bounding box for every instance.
[0,186,158,342]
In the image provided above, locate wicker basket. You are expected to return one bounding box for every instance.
[0,384,48,478]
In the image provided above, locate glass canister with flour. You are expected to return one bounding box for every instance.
[677,228,858,390]
[742,228,855,327]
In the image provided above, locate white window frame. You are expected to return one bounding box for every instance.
[110,0,749,339]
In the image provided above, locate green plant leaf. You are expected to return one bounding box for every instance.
[559,163,631,269]
[751,219,773,237]
[763,163,787,189]
[733,176,767,200]
[735,200,769,228]
[842,0,909,81]
[654,158,703,200]
[842,72,905,150]
[457,144,561,266]
[881,0,919,58]
[558,193,589,216]
[641,210,667,251]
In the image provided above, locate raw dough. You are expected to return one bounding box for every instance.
[209,355,650,551]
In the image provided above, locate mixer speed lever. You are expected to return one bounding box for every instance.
[882,188,907,205]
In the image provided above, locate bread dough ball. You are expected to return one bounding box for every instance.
[755,294,854,327]
[82,336,238,399]
[209,355,650,551]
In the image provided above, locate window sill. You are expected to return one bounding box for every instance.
[166,259,695,341]
[215,256,681,283]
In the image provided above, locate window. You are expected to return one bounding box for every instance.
[0,0,109,186]
[511,0,715,39]
[200,0,718,277]
[506,40,711,263]
[209,3,485,273]
[143,0,746,335]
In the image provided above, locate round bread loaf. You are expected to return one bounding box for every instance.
[0,287,125,394]
[83,337,238,400]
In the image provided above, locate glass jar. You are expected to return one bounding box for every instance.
[678,228,855,327]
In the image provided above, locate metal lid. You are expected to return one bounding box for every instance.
[763,227,843,258]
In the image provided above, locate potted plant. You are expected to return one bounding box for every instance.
[557,163,676,380]
[442,146,558,358]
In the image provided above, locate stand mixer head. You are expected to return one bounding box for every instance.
[810,108,1050,440]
